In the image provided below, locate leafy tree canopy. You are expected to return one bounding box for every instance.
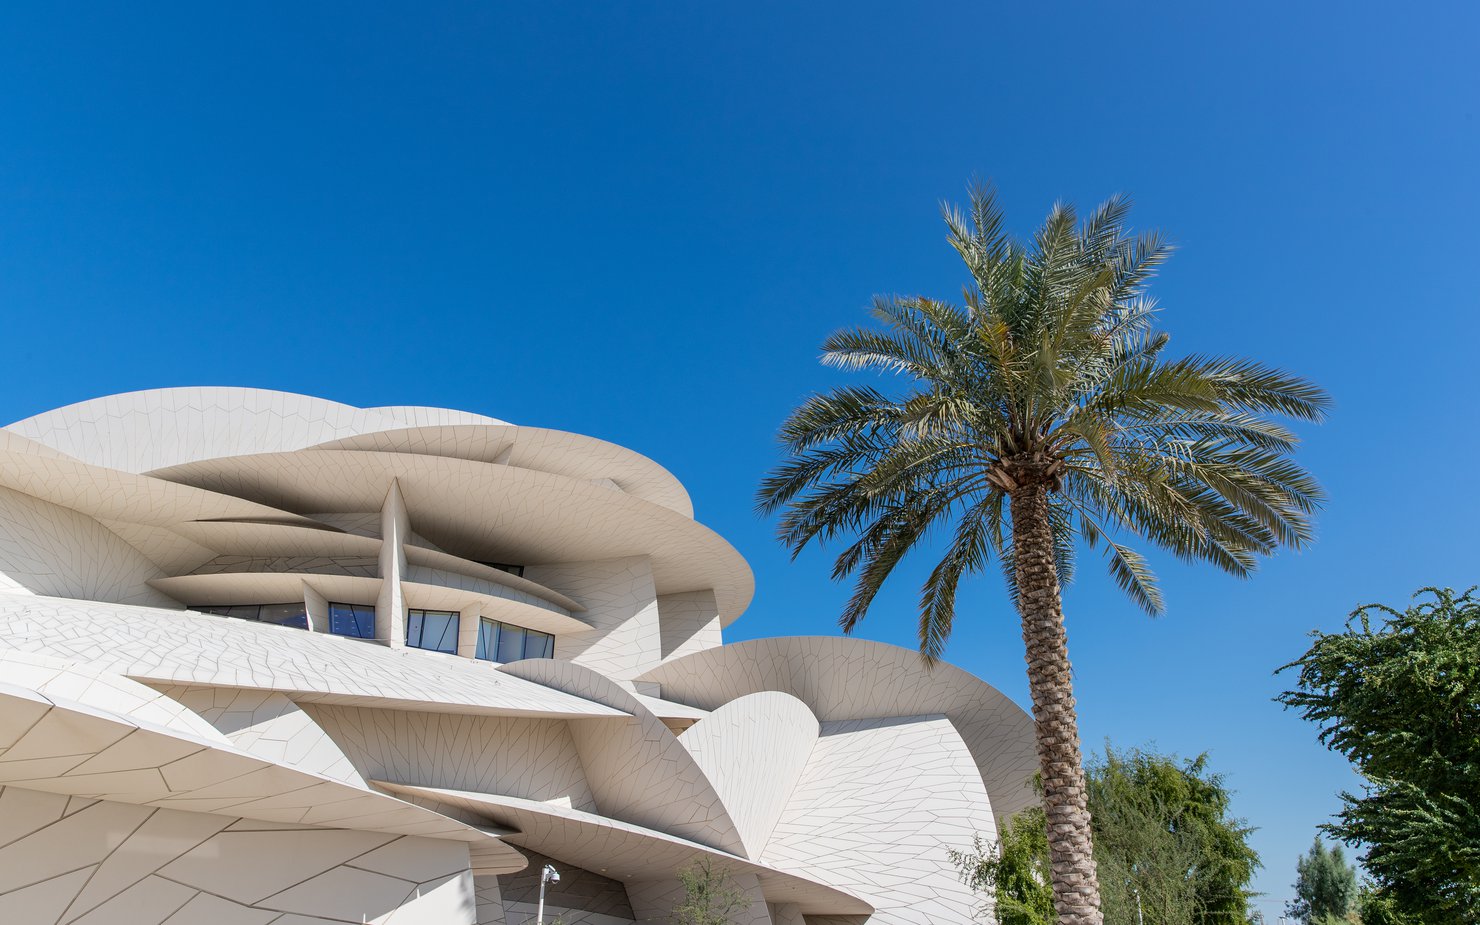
[671,859,749,925]
[952,745,1260,925]
[1355,886,1420,925]
[1278,587,1480,921]
[1287,838,1357,924]
[952,810,1055,925]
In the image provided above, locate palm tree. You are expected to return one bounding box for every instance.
[757,186,1328,925]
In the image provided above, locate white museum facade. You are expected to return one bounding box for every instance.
[0,387,1035,925]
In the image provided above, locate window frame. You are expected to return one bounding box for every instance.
[475,616,554,663]
[328,601,376,639]
[405,608,460,654]
[476,561,525,578]
[192,602,308,630]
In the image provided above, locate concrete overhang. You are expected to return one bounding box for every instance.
[372,782,875,917]
[149,449,754,623]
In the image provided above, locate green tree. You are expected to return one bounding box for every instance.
[1287,838,1357,924]
[952,808,1055,925]
[1278,587,1480,921]
[759,186,1327,925]
[1090,748,1258,924]
[671,859,748,925]
[952,746,1260,925]
[1355,886,1418,925]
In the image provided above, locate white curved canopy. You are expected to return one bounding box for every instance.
[677,691,819,859]
[310,424,693,516]
[0,682,487,843]
[639,636,1039,824]
[372,783,874,916]
[150,448,753,621]
[0,430,325,530]
[6,387,690,514]
[499,658,749,857]
[7,387,424,473]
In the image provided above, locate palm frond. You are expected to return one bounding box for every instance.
[1102,535,1164,615]
[1158,355,1332,422]
[772,386,901,454]
[918,496,1006,660]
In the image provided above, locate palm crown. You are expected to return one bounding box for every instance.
[757,187,1330,658]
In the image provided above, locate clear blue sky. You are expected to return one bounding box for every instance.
[2,2,1476,914]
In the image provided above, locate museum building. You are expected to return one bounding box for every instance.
[0,387,1035,925]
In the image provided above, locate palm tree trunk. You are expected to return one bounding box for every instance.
[1011,481,1103,925]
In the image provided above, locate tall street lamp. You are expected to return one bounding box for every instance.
[537,863,560,925]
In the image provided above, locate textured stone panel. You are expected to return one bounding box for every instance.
[6,387,428,474]
[303,703,595,809]
[499,660,745,856]
[763,716,996,925]
[372,785,868,918]
[656,591,722,662]
[0,485,179,607]
[0,679,487,843]
[475,875,507,925]
[678,692,819,858]
[0,650,226,743]
[154,684,366,786]
[0,429,328,537]
[638,636,1038,824]
[148,451,751,622]
[310,423,692,517]
[0,785,479,925]
[405,563,570,616]
[378,479,410,646]
[769,902,806,925]
[190,555,381,577]
[524,558,662,680]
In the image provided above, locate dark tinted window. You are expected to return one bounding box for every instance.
[475,618,497,660]
[476,617,554,663]
[406,609,459,654]
[329,602,376,639]
[194,603,308,630]
[477,562,525,578]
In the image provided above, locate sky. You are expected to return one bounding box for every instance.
[1,2,1476,915]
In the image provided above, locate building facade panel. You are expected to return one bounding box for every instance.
[0,786,479,925]
[302,704,598,811]
[762,715,997,925]
[0,484,178,608]
[677,692,820,859]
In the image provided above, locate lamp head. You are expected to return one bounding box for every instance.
[542,864,560,884]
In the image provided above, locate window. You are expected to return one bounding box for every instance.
[494,622,525,662]
[475,617,554,663]
[524,626,555,659]
[194,603,308,630]
[406,609,459,654]
[476,618,497,660]
[477,562,525,578]
[329,602,375,639]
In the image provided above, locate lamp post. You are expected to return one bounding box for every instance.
[537,863,560,925]
[1124,876,1144,925]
